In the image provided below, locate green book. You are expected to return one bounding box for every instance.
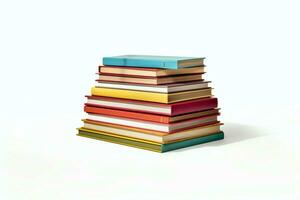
[77,129,224,153]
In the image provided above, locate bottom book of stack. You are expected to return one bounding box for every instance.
[77,121,224,152]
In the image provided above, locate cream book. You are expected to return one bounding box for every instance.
[96,81,210,93]
[82,121,223,144]
[98,74,203,85]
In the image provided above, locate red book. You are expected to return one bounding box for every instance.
[84,105,220,124]
[85,96,218,116]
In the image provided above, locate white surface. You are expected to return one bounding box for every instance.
[1,0,300,199]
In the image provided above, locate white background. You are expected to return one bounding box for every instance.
[1,0,300,199]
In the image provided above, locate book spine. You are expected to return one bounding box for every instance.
[84,106,170,123]
[103,57,125,66]
[77,129,161,152]
[171,98,218,115]
[103,57,178,69]
[161,131,224,152]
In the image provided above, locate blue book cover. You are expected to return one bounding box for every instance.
[103,55,205,69]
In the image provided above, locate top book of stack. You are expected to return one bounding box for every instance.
[103,55,205,69]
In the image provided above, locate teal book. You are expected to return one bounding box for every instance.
[102,55,205,69]
[162,132,224,152]
[77,128,224,153]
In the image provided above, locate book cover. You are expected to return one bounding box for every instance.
[103,55,205,69]
[77,128,224,152]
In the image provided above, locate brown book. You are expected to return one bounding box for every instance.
[98,73,203,85]
[99,65,205,77]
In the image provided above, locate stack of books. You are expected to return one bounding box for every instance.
[77,55,224,152]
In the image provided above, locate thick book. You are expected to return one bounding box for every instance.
[86,113,218,133]
[96,81,210,93]
[81,121,222,143]
[85,96,218,116]
[84,105,220,123]
[91,87,212,104]
[98,73,203,85]
[103,55,205,69]
[77,128,224,152]
[99,65,205,77]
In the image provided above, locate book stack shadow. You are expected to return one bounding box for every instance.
[77,55,224,152]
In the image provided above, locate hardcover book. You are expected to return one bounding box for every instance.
[85,96,218,116]
[91,87,212,104]
[84,105,219,123]
[96,81,210,93]
[103,55,205,69]
[97,73,203,85]
[83,119,222,136]
[81,121,222,143]
[99,66,205,77]
[77,128,224,152]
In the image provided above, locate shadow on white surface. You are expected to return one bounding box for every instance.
[172,122,267,152]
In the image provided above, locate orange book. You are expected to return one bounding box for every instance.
[84,105,219,124]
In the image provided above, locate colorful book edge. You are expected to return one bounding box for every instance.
[77,129,224,153]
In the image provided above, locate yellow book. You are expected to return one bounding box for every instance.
[91,87,212,103]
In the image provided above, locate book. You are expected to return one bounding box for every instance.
[99,65,205,77]
[77,128,224,152]
[82,119,221,136]
[86,113,218,133]
[91,87,212,104]
[96,81,210,93]
[84,105,220,123]
[82,121,222,143]
[98,73,203,85]
[85,96,218,116]
[103,55,205,69]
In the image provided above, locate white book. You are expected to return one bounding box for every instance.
[86,113,218,132]
[96,81,210,93]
